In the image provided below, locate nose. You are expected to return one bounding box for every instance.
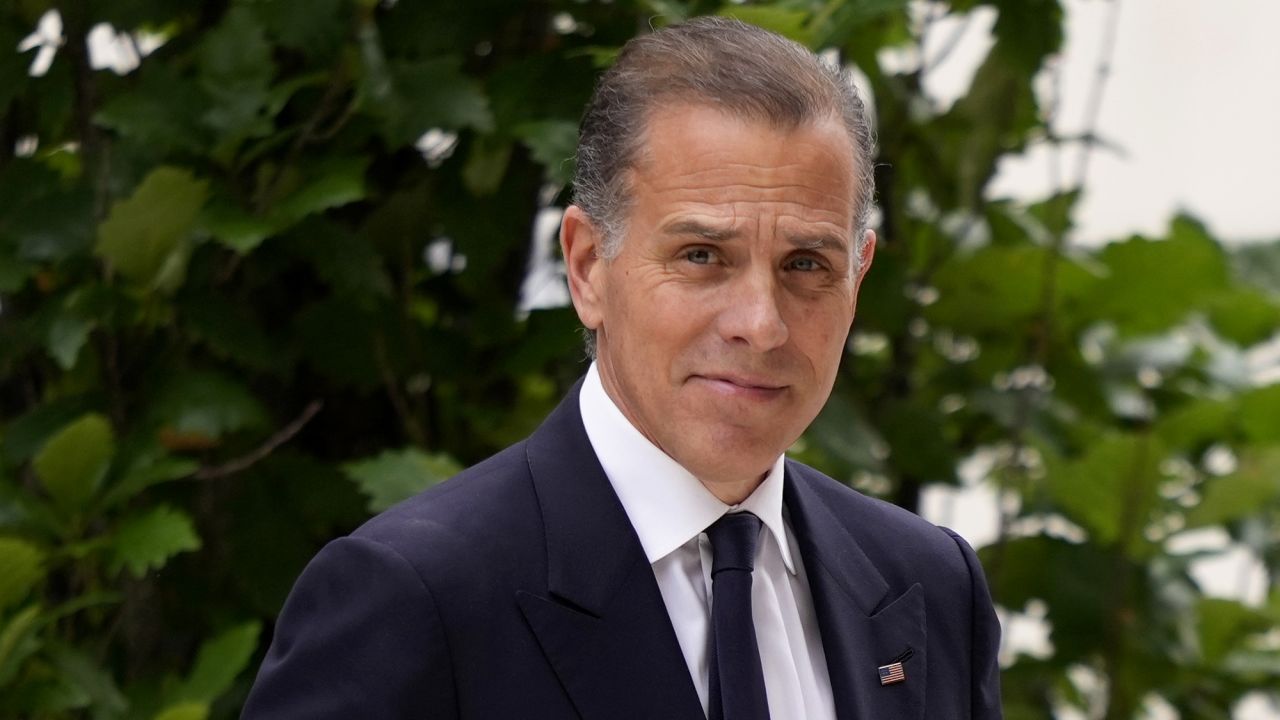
[717,269,789,351]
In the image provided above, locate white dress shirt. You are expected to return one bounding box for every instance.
[579,363,837,720]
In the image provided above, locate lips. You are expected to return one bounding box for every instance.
[691,373,788,399]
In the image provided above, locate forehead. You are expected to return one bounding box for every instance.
[628,104,858,229]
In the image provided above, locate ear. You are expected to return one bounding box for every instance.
[855,229,876,286]
[560,205,608,330]
[851,229,877,314]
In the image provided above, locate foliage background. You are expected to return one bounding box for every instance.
[1,0,1277,718]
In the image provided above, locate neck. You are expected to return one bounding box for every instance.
[700,472,768,506]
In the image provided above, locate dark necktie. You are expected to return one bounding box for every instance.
[706,511,769,720]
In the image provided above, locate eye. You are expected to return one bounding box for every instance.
[684,247,715,265]
[787,255,825,272]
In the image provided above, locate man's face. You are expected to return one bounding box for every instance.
[564,103,873,500]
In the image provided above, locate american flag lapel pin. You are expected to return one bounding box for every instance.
[878,662,906,686]
[878,647,912,686]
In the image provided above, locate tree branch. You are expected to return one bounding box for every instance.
[193,400,324,480]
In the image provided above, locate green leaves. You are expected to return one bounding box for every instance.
[515,121,579,186]
[1197,598,1273,665]
[1239,384,1280,442]
[0,539,45,611]
[1085,216,1231,336]
[174,621,261,704]
[96,167,210,294]
[153,702,209,720]
[1184,448,1280,528]
[205,156,370,255]
[33,414,115,511]
[1043,432,1164,556]
[718,6,813,45]
[198,6,276,159]
[927,244,1094,334]
[358,23,492,147]
[343,448,462,512]
[146,371,269,449]
[109,506,201,578]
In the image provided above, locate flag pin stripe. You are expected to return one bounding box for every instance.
[878,661,906,686]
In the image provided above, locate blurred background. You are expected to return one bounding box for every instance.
[1,0,1277,718]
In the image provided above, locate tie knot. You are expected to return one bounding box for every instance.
[707,512,762,576]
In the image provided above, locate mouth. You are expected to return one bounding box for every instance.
[691,374,788,399]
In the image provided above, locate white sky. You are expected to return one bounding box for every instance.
[985,0,1280,245]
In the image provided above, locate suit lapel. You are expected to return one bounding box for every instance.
[518,385,704,720]
[785,463,928,720]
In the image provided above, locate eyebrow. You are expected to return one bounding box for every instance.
[662,220,739,242]
[786,231,849,255]
[662,219,851,255]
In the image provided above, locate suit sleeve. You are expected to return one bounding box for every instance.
[944,529,1003,720]
[242,536,458,719]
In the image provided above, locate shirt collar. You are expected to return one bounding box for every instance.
[579,362,796,573]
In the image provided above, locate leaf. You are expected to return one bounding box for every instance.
[1085,215,1230,336]
[153,702,209,720]
[293,299,385,389]
[0,539,45,611]
[979,535,1127,663]
[100,448,199,509]
[1,396,97,465]
[642,0,689,24]
[799,389,886,481]
[32,413,115,511]
[46,643,127,715]
[281,220,391,301]
[94,63,210,154]
[989,0,1064,74]
[0,250,29,293]
[879,398,958,483]
[343,448,462,513]
[45,311,94,370]
[96,167,210,294]
[940,48,1041,206]
[147,370,269,448]
[359,34,493,146]
[1154,398,1234,452]
[1043,432,1163,556]
[179,290,285,372]
[1238,384,1280,444]
[462,135,513,197]
[718,6,813,45]
[1184,448,1280,528]
[0,605,42,687]
[269,156,370,229]
[197,6,275,156]
[1205,286,1280,347]
[110,505,202,578]
[927,244,1095,333]
[176,622,261,704]
[1197,598,1272,664]
[514,120,578,186]
[0,167,94,265]
[1231,239,1280,298]
[248,0,348,59]
[200,199,275,255]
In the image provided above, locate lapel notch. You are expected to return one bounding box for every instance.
[518,385,703,720]
[785,463,928,720]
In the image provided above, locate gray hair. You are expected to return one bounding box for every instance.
[572,15,877,261]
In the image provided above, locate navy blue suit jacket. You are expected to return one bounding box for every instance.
[243,384,1002,718]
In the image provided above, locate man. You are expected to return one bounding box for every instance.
[243,16,1002,720]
